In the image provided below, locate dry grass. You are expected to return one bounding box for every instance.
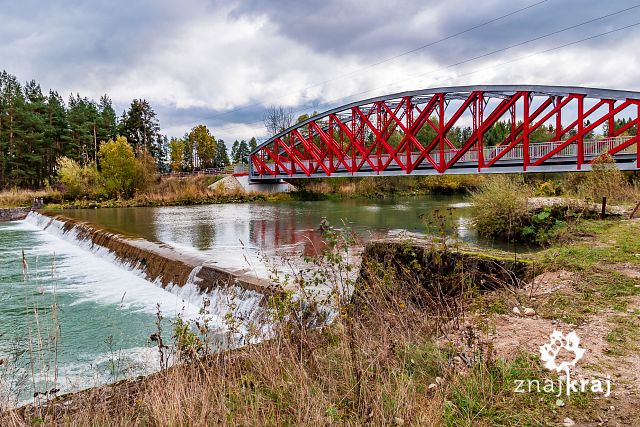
[0,188,62,208]
[3,260,450,426]
[133,175,221,204]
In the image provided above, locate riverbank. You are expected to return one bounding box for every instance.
[3,214,640,425]
[0,207,30,222]
[0,174,484,210]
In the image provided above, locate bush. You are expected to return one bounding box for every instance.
[56,157,103,199]
[419,174,485,194]
[470,175,530,241]
[134,150,159,194]
[521,207,569,246]
[533,180,561,197]
[578,155,637,203]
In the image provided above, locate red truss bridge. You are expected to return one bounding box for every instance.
[249,85,640,180]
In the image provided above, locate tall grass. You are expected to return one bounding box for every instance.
[0,188,62,208]
[577,155,640,204]
[0,252,61,413]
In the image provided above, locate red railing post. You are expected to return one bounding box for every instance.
[637,101,640,168]
[476,92,484,171]
[608,100,615,137]
[376,102,382,173]
[523,93,530,171]
[351,108,357,174]
[555,96,562,140]
[577,96,584,170]
[406,97,413,173]
[438,93,445,172]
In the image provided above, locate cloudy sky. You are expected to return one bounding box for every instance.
[2,0,639,142]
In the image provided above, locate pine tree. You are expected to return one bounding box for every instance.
[21,80,48,186]
[46,91,70,179]
[214,139,230,168]
[237,140,250,165]
[182,132,194,171]
[118,99,162,159]
[231,140,240,164]
[0,72,25,187]
[68,94,100,164]
[97,95,117,144]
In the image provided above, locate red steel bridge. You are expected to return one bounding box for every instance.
[249,85,640,180]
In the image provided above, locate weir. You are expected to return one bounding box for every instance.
[24,212,283,318]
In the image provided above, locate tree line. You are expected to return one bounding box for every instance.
[166,133,259,172]
[0,70,265,188]
[0,71,170,188]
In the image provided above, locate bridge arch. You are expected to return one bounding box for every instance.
[249,85,640,180]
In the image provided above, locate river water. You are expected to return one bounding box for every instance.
[0,195,504,403]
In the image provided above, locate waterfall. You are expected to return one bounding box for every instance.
[24,211,273,337]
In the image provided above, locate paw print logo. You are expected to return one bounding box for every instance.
[539,330,586,372]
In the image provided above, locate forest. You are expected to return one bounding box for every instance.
[0,70,167,189]
[0,70,257,190]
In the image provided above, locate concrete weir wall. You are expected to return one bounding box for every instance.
[0,207,31,222]
[358,238,531,295]
[32,212,281,298]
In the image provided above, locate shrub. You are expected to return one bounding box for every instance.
[578,155,636,203]
[521,207,568,246]
[56,157,103,199]
[470,175,530,241]
[533,180,561,197]
[420,174,485,194]
[134,150,159,194]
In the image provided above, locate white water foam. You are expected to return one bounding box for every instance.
[449,202,473,208]
[21,212,266,330]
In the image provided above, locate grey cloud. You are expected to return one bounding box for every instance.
[1,0,639,142]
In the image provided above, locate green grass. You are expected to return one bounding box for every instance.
[444,352,592,427]
[540,220,640,271]
[605,315,640,356]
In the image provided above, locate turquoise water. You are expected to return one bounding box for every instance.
[0,219,201,405]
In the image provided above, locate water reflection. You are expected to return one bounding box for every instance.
[59,196,508,276]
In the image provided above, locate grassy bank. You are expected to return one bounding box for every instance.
[469,160,640,246]
[0,174,486,209]
[3,163,638,211]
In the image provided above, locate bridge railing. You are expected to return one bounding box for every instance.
[430,136,635,164]
[254,136,635,175]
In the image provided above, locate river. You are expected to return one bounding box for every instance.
[0,195,506,404]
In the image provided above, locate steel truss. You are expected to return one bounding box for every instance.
[249,85,640,180]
